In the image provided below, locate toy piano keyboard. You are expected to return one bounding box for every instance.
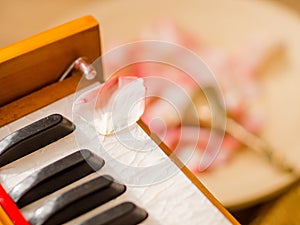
[0,16,238,225]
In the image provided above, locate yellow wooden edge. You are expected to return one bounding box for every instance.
[0,15,101,106]
[0,15,98,62]
[0,206,14,225]
[137,120,240,225]
[0,73,81,127]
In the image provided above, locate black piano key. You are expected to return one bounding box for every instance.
[29,175,126,225]
[80,202,148,225]
[0,114,75,167]
[9,149,104,208]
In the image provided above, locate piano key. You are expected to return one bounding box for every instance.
[9,149,104,208]
[80,202,148,225]
[0,114,75,167]
[28,175,126,225]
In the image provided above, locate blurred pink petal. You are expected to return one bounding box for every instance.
[104,20,280,171]
[140,19,201,50]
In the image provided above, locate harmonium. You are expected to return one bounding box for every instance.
[0,16,239,225]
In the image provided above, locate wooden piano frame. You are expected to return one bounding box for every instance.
[0,15,238,224]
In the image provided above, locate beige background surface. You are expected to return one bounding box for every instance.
[1,0,300,210]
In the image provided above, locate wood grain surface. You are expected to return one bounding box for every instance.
[0,15,101,107]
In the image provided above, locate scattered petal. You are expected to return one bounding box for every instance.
[74,76,146,135]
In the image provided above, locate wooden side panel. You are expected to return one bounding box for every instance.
[0,15,101,106]
[137,120,240,225]
[0,73,81,127]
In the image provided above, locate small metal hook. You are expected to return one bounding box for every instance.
[59,57,97,82]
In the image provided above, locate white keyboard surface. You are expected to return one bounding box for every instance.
[0,94,232,225]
